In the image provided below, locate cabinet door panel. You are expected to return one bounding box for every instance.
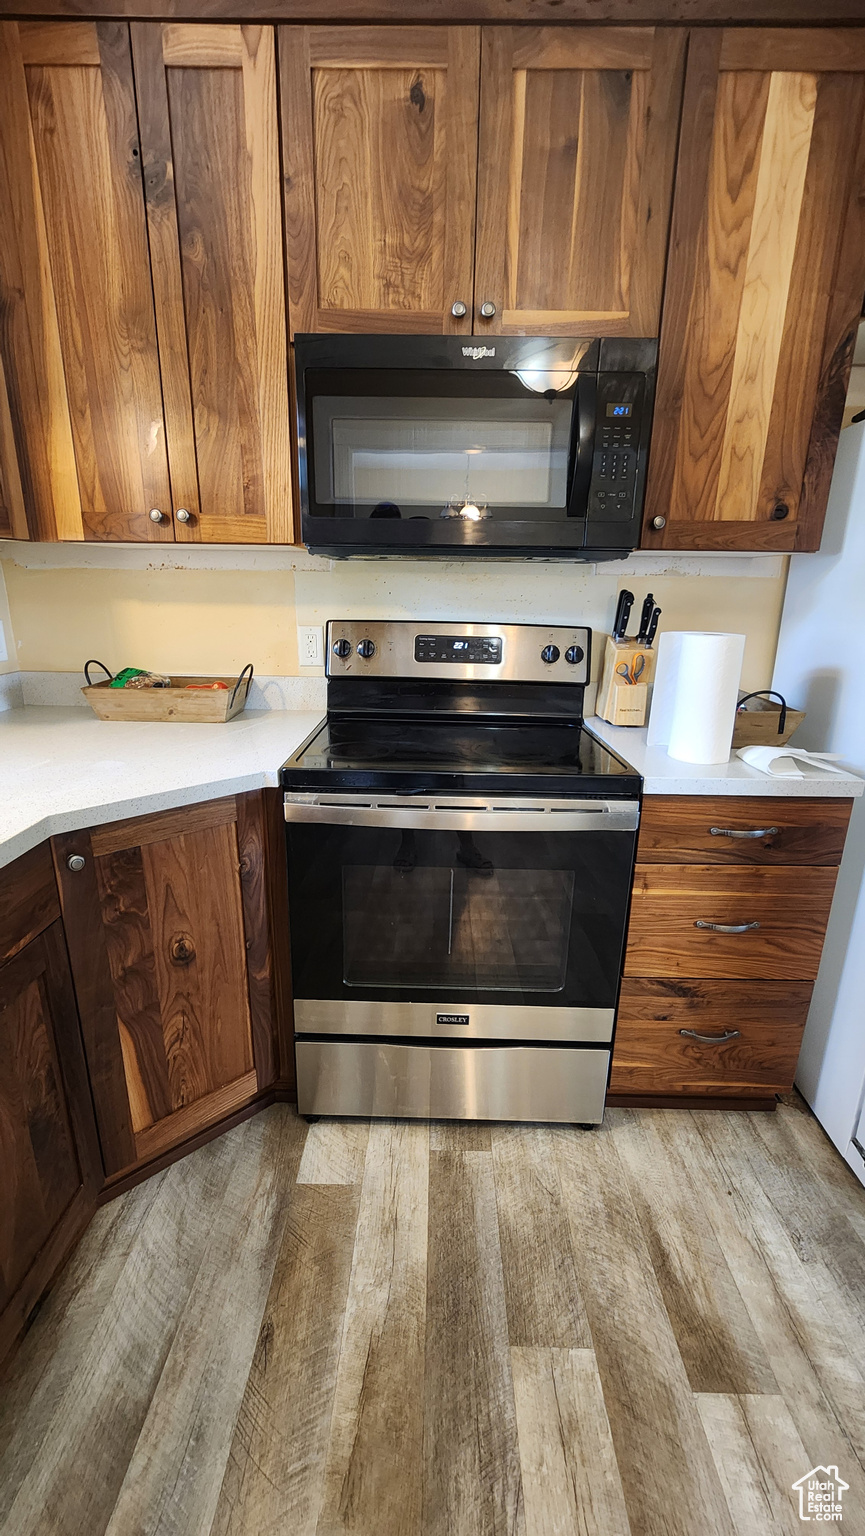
[0,21,172,543]
[131,23,292,544]
[0,350,28,541]
[475,27,685,336]
[280,25,479,335]
[644,29,865,552]
[0,922,102,1363]
[53,795,277,1179]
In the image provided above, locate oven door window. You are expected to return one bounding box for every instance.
[343,860,575,991]
[306,370,577,521]
[286,823,635,1010]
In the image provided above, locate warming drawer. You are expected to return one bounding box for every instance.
[296,1040,610,1124]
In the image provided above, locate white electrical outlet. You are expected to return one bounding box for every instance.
[0,620,7,664]
[298,625,323,667]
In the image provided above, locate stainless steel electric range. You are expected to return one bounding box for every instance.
[281,620,642,1127]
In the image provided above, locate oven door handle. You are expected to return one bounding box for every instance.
[284,796,640,832]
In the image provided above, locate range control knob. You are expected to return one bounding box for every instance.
[541,644,560,665]
[357,639,376,659]
[565,645,585,665]
[332,638,352,659]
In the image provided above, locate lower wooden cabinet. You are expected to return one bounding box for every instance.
[612,794,854,1103]
[610,978,813,1098]
[0,847,103,1364]
[52,791,289,1182]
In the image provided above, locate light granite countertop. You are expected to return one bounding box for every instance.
[0,706,325,871]
[587,716,865,798]
[1,705,862,874]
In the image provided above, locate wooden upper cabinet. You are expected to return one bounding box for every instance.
[52,795,280,1180]
[0,351,28,541]
[644,29,865,553]
[474,28,685,337]
[280,26,480,335]
[130,24,293,543]
[0,22,173,542]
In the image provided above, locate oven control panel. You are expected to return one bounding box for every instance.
[326,621,590,685]
[415,634,502,665]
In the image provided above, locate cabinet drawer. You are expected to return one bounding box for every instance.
[636,796,852,866]
[624,865,837,980]
[610,978,812,1097]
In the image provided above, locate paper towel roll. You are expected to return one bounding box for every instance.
[647,631,745,764]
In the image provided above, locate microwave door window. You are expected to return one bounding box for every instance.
[312,395,571,515]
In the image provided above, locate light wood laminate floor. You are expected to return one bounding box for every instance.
[1,1097,864,1536]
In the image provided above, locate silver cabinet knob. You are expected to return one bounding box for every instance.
[175,508,191,523]
[149,508,165,523]
[651,516,666,530]
[451,300,467,318]
[66,854,86,873]
[479,301,497,319]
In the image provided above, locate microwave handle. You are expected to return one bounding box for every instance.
[567,371,597,516]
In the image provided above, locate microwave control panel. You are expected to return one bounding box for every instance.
[588,374,646,522]
[415,635,502,665]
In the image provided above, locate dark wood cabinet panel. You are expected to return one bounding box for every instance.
[611,977,812,1097]
[624,864,838,981]
[475,27,685,337]
[53,793,283,1179]
[0,21,173,544]
[0,350,28,541]
[643,28,865,553]
[280,25,479,336]
[0,841,60,968]
[0,919,102,1366]
[131,23,293,543]
[635,795,853,867]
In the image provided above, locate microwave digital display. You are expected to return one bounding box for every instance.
[606,404,632,418]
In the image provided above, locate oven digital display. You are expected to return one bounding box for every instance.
[606,403,633,418]
[415,635,503,664]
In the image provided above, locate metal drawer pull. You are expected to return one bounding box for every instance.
[679,1029,740,1044]
[695,920,760,934]
[709,826,778,839]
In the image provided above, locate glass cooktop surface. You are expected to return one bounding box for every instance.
[282,717,640,797]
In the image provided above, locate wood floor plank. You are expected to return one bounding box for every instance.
[490,1125,590,1347]
[0,1131,242,1535]
[683,1111,865,1497]
[551,1119,734,1536]
[103,1106,306,1536]
[614,1109,777,1394]
[296,1118,369,1185]
[424,1150,526,1536]
[696,1393,810,1536]
[0,1168,168,1468]
[210,1183,360,1536]
[316,1120,429,1536]
[512,1346,631,1536]
[430,1120,491,1151]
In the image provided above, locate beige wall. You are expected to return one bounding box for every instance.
[0,545,788,695]
[0,561,15,675]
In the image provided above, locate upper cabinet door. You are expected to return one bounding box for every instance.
[474,27,685,337]
[0,22,173,542]
[280,26,480,336]
[131,24,293,543]
[0,351,28,541]
[644,30,865,553]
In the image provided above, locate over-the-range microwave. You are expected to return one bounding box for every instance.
[294,334,657,560]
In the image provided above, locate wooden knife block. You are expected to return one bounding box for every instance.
[597,636,656,727]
